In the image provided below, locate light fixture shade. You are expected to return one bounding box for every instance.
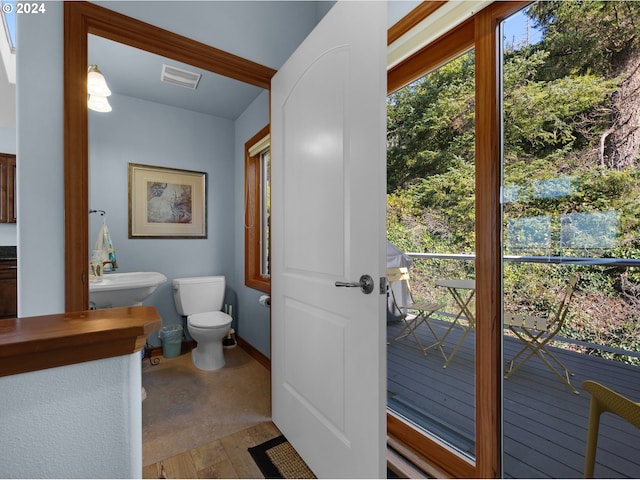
[88,64,112,97]
[88,94,112,113]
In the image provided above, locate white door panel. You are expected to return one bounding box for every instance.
[282,48,347,276]
[271,2,387,478]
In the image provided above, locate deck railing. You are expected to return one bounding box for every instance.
[407,252,640,267]
[402,251,640,360]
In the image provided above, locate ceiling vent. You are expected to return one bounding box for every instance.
[160,64,202,90]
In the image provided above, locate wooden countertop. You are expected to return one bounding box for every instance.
[0,306,162,377]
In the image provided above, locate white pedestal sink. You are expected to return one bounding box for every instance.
[89,272,167,309]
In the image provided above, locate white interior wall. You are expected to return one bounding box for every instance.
[0,46,15,128]
[0,127,15,152]
[0,353,142,478]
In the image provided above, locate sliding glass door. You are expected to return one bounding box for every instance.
[501,3,640,478]
[387,46,477,463]
[386,3,525,477]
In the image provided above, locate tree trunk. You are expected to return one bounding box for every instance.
[604,56,640,169]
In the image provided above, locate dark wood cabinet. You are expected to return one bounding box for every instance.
[0,259,17,318]
[0,154,16,223]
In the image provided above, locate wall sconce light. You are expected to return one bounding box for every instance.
[88,64,112,112]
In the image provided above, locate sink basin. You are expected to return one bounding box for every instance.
[89,271,167,308]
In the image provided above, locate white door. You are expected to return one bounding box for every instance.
[271,2,387,478]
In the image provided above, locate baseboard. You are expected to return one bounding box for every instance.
[144,340,196,359]
[144,337,271,372]
[237,335,271,371]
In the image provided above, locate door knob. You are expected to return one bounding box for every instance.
[335,274,374,294]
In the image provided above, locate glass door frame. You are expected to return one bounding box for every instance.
[386,2,529,477]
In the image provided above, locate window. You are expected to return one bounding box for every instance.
[0,1,16,50]
[245,125,270,292]
[0,0,16,84]
[501,3,640,477]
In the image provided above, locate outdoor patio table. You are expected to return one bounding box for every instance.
[434,279,476,368]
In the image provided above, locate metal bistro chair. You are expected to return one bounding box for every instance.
[387,267,444,357]
[582,380,640,478]
[504,275,578,393]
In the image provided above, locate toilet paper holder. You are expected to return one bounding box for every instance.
[259,295,271,307]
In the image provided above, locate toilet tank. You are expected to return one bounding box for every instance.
[172,276,225,316]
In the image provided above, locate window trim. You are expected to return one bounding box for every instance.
[245,124,271,293]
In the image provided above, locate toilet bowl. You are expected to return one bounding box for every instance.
[172,276,233,371]
[188,311,232,371]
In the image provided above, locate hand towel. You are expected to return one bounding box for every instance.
[93,223,118,271]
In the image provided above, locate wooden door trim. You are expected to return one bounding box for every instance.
[387,1,448,45]
[474,3,530,476]
[64,2,276,312]
[387,413,475,478]
[388,17,474,94]
[474,5,502,478]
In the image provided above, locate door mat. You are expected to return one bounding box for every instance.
[248,435,316,479]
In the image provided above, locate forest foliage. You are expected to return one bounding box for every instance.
[386,1,640,364]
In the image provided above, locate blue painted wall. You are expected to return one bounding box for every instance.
[17,2,65,316]
[234,90,272,357]
[89,94,237,346]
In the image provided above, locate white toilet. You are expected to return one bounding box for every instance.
[172,276,233,371]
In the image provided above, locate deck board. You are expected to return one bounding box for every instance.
[387,317,640,478]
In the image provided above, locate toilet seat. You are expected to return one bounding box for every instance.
[188,311,231,328]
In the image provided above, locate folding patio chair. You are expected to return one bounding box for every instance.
[504,275,579,393]
[582,380,640,478]
[387,267,445,357]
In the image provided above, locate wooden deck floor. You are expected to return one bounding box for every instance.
[387,317,640,479]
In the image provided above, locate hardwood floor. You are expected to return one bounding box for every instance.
[141,347,278,478]
[143,421,281,479]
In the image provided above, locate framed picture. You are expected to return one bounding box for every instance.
[128,163,207,238]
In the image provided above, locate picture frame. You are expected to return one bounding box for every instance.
[128,163,207,238]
